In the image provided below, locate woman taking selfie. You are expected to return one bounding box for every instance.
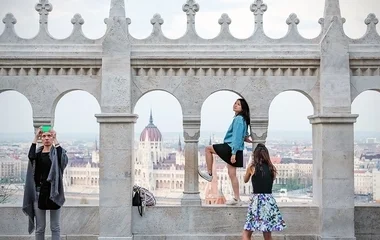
[23,126,68,240]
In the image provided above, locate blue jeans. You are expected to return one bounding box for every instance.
[34,192,61,240]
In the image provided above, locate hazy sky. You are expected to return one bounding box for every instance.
[0,0,379,135]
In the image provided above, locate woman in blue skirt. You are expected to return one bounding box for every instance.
[242,143,286,240]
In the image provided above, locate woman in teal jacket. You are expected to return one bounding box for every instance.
[199,98,252,205]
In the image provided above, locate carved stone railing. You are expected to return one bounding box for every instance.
[0,0,378,47]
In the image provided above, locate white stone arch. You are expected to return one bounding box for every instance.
[132,89,184,134]
[0,88,33,104]
[53,90,100,136]
[200,89,244,139]
[0,77,100,121]
[351,75,380,103]
[132,88,184,114]
[351,88,380,103]
[185,82,249,116]
[352,89,380,102]
[352,89,380,132]
[201,88,246,105]
[268,89,317,115]
[0,89,34,131]
[0,86,45,123]
[52,88,101,118]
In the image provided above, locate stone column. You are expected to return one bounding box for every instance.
[313,1,357,238]
[97,0,134,237]
[250,117,269,150]
[181,115,201,206]
[309,115,357,240]
[96,113,138,240]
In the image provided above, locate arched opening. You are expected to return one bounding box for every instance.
[54,90,100,205]
[200,90,250,204]
[133,90,183,205]
[0,90,33,205]
[268,91,313,203]
[352,90,380,204]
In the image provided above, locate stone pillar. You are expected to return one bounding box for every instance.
[250,117,269,150]
[97,0,134,237]
[181,115,201,206]
[313,1,357,239]
[309,115,357,240]
[96,113,138,240]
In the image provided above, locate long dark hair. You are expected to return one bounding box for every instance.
[236,98,250,126]
[253,143,277,179]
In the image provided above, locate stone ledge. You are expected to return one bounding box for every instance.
[95,113,138,123]
[133,234,317,240]
[308,114,358,124]
[0,206,378,239]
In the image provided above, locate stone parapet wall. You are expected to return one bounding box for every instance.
[0,205,379,239]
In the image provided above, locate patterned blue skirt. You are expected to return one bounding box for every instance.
[244,194,286,232]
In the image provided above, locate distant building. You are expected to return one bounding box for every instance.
[366,138,377,144]
[354,170,373,195]
[0,156,24,182]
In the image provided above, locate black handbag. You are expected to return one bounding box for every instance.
[38,182,60,210]
[132,188,143,216]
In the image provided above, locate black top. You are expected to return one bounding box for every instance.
[251,163,273,194]
[28,143,62,188]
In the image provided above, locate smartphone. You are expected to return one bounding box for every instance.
[41,125,52,132]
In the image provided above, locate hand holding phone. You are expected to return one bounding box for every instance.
[41,125,52,133]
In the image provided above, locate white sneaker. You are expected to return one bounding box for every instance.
[226,198,242,206]
[198,169,212,182]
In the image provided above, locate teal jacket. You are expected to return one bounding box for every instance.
[223,115,248,155]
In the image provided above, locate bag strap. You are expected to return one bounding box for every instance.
[137,204,143,216]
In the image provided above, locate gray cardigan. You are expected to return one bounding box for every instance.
[22,145,68,234]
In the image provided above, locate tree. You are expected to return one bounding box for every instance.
[0,184,16,204]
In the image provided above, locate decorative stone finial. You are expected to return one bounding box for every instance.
[286,13,299,25]
[2,13,17,26]
[183,0,199,25]
[151,14,164,26]
[250,0,267,31]
[218,13,231,26]
[217,13,232,36]
[362,13,379,42]
[250,0,267,15]
[1,13,17,38]
[71,14,84,26]
[150,14,164,35]
[365,13,378,26]
[69,14,85,38]
[35,0,52,24]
